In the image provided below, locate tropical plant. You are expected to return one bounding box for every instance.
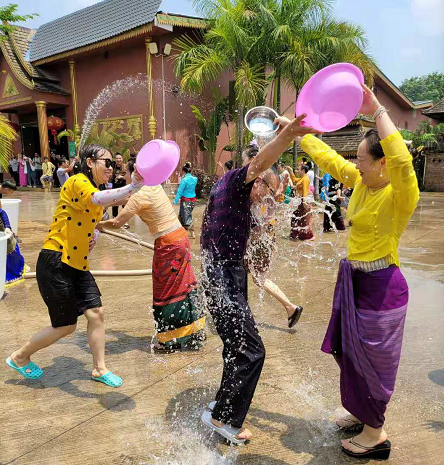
[400,122,444,150]
[192,168,218,198]
[0,114,17,170]
[174,0,374,165]
[191,89,230,172]
[246,0,374,111]
[0,4,38,40]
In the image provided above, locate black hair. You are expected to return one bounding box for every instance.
[79,144,108,188]
[224,160,233,170]
[115,152,122,157]
[2,180,17,191]
[127,158,135,174]
[363,129,384,160]
[242,144,259,160]
[182,162,192,173]
[300,164,309,174]
[129,152,137,159]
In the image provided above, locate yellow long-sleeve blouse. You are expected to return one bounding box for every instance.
[301,131,419,266]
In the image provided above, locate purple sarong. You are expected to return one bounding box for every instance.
[322,259,408,428]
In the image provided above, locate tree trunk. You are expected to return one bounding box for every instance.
[272,75,282,114]
[236,103,243,168]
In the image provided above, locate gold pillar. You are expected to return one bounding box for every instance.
[68,60,81,144]
[35,101,50,161]
[145,37,157,139]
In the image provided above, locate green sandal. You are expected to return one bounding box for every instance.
[6,357,43,380]
[92,372,123,388]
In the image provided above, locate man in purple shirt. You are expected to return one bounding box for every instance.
[200,114,319,444]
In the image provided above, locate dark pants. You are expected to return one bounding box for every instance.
[323,204,345,232]
[30,170,38,187]
[12,171,19,186]
[36,169,43,186]
[112,182,126,218]
[203,260,266,428]
[112,204,124,218]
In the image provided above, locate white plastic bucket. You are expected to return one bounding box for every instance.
[2,199,22,234]
[0,230,11,298]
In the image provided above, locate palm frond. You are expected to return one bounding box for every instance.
[235,61,267,109]
[0,115,17,170]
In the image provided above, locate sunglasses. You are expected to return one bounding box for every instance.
[96,158,113,168]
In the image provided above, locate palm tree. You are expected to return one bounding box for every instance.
[0,114,18,170]
[174,1,267,164]
[246,0,374,111]
[174,0,374,164]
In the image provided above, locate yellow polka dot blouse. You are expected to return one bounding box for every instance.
[43,173,103,271]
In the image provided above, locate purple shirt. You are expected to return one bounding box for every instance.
[201,165,254,261]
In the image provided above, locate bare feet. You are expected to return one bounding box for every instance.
[10,351,31,368]
[91,367,111,378]
[336,413,361,428]
[341,426,388,453]
[286,304,298,319]
[210,418,253,440]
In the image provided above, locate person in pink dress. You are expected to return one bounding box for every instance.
[18,154,27,187]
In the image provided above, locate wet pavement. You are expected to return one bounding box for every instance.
[1,190,443,465]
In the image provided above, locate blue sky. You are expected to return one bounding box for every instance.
[14,0,444,86]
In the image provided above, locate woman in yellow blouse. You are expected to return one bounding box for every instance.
[7,144,144,388]
[278,85,419,460]
[288,164,314,240]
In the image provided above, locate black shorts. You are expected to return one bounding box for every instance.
[36,250,102,328]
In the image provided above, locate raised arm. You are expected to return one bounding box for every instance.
[361,84,419,219]
[246,115,320,185]
[300,136,360,188]
[91,171,144,207]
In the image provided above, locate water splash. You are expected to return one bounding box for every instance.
[79,75,148,149]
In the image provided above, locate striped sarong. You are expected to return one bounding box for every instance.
[152,227,205,349]
[321,259,408,428]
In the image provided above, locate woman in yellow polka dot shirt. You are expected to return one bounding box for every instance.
[7,144,144,388]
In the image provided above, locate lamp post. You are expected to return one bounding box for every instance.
[150,43,172,140]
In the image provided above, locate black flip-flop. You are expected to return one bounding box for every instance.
[342,438,391,460]
[288,306,303,328]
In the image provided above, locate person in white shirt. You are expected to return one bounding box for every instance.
[9,156,19,186]
[56,158,78,187]
[307,162,315,195]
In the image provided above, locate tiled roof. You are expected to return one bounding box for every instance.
[296,128,366,155]
[29,0,162,62]
[0,28,70,96]
[9,27,60,82]
[423,99,444,115]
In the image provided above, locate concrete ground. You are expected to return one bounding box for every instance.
[1,191,443,465]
